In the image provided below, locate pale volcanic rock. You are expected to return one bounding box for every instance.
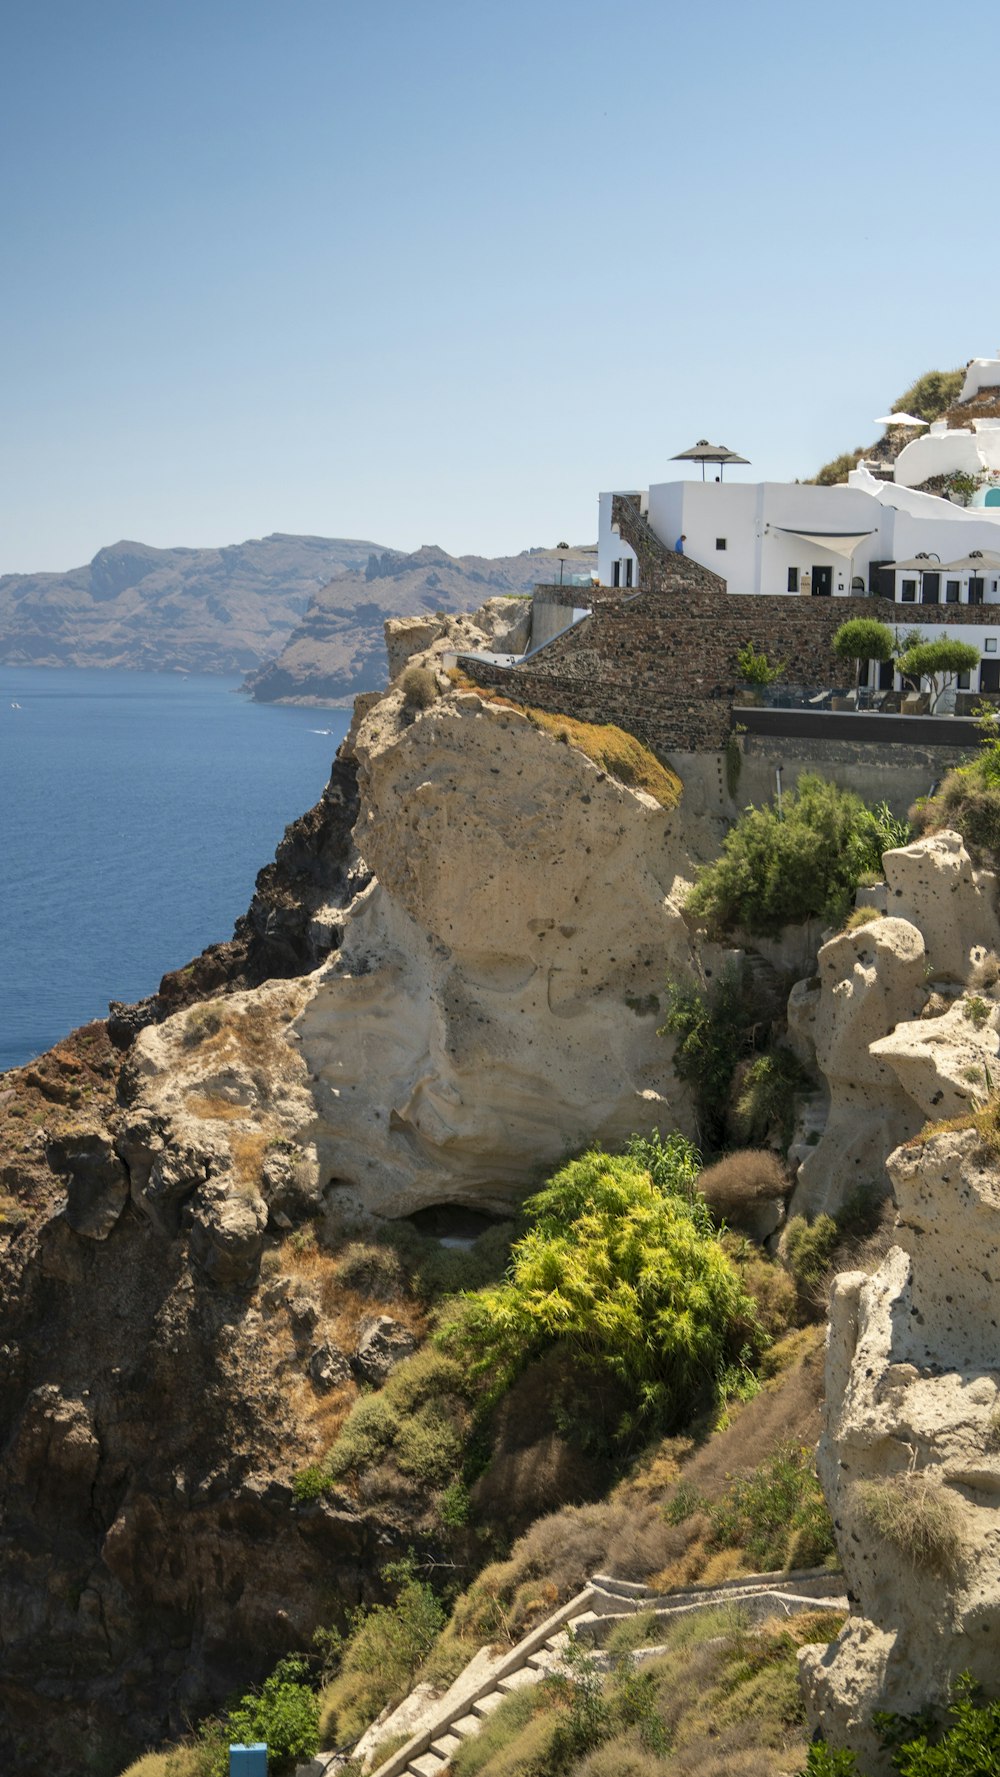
[294,687,698,1216]
[882,829,1000,982]
[789,918,927,1220]
[871,996,1000,1121]
[384,597,531,680]
[801,1128,1000,1770]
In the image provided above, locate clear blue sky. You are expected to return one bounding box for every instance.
[1,0,994,572]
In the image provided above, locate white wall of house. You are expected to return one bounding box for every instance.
[645,480,885,597]
[959,357,1000,402]
[597,490,640,589]
[892,422,1000,488]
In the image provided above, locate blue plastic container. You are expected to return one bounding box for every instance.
[229,1747,268,1776]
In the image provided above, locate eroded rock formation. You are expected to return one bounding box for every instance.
[789,831,1000,1220]
[801,1127,1000,1770]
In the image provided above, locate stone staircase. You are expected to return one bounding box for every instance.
[297,1566,847,1777]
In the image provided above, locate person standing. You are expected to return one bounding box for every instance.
[674,533,687,554]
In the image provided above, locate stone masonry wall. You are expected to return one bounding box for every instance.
[461,499,1000,753]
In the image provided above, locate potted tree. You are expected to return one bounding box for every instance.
[735,643,785,705]
[832,617,895,707]
[896,638,981,713]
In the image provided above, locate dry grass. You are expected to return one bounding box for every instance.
[283,1370,358,1451]
[446,670,682,809]
[698,1151,788,1218]
[185,1092,254,1122]
[841,906,884,932]
[273,1232,426,1346]
[856,1474,962,1575]
[118,1750,201,1777]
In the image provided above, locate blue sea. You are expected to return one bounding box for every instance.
[0,668,352,1072]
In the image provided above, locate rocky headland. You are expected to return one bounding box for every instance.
[4,598,1000,1775]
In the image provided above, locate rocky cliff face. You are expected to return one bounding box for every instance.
[0,598,701,1774]
[789,831,1000,1766]
[801,1128,1000,1771]
[788,830,1000,1221]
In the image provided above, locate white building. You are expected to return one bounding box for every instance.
[595,463,1000,697]
[599,471,1000,600]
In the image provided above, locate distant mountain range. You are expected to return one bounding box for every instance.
[0,534,379,675]
[0,533,594,697]
[243,542,595,703]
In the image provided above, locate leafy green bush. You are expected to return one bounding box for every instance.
[327,1349,470,1483]
[781,1214,840,1303]
[660,961,757,1149]
[686,775,906,938]
[804,1672,1000,1775]
[732,1049,810,1148]
[915,716,1000,866]
[442,1146,763,1440]
[292,1464,334,1502]
[205,1657,319,1776]
[318,1558,446,1745]
[706,1442,835,1571]
[736,642,785,685]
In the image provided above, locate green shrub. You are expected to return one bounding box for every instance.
[327,1349,470,1484]
[660,962,758,1150]
[781,1215,840,1301]
[804,1672,1000,1775]
[856,1476,961,1575]
[205,1657,319,1776]
[686,775,909,938]
[732,1049,809,1148]
[441,1146,763,1441]
[706,1441,834,1570]
[293,1464,334,1502]
[737,643,785,685]
[319,1558,446,1745]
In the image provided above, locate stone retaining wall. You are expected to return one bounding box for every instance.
[461,501,1000,753]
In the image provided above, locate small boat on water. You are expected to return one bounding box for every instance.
[10,701,21,709]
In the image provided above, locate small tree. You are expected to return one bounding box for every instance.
[833,618,895,690]
[897,639,981,712]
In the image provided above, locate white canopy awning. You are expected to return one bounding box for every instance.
[775,528,876,559]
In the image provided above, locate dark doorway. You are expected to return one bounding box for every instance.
[970,577,985,605]
[981,660,1000,693]
[921,573,940,604]
[877,659,895,689]
[812,564,833,597]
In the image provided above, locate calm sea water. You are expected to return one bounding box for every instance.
[0,668,351,1071]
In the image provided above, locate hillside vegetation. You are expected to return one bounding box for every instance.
[809,366,964,484]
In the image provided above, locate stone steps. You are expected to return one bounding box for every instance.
[295,1566,845,1777]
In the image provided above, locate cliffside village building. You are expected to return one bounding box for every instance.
[457,357,1000,787]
